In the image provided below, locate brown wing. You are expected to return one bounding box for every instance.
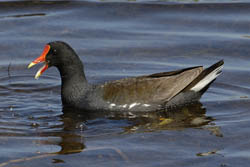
[101,66,203,105]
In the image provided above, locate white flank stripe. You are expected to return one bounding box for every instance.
[129,103,140,109]
[122,104,127,108]
[109,103,116,108]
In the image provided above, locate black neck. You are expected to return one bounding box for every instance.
[58,64,87,84]
[57,63,89,107]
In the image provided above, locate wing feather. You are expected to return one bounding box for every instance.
[101,66,203,105]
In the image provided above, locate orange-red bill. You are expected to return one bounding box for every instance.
[28,44,51,79]
[34,64,48,79]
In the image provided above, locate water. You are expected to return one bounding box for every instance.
[0,0,250,166]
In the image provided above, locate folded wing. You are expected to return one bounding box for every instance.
[102,66,203,105]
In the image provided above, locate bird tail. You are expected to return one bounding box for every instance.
[188,60,224,93]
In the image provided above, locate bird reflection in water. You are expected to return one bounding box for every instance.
[0,102,222,167]
[58,102,222,154]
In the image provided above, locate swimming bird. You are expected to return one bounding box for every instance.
[28,41,223,112]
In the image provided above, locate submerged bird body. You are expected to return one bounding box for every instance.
[28,41,224,112]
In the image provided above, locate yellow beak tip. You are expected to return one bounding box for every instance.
[35,73,41,79]
[28,62,36,69]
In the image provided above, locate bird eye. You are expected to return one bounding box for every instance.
[53,49,57,55]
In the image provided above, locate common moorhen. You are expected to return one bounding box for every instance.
[28,41,224,112]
